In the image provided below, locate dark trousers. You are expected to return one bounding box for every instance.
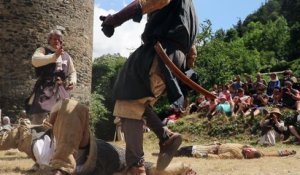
[121,105,167,167]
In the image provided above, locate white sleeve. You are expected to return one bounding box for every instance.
[32,47,57,67]
[67,55,77,84]
[275,121,287,132]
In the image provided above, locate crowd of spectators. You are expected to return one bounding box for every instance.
[185,69,300,145]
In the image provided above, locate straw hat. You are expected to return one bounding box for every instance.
[270,108,282,116]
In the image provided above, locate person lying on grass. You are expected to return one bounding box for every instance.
[173,142,296,159]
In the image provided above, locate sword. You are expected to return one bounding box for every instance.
[154,41,217,100]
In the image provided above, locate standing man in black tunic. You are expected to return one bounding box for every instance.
[100,0,198,174]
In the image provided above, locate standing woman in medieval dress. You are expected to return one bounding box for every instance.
[26,29,77,126]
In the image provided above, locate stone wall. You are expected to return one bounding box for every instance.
[0,0,94,117]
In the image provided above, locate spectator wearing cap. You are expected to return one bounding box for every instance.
[281,81,300,117]
[213,95,232,118]
[208,95,232,121]
[267,73,281,97]
[258,108,288,146]
[220,84,233,108]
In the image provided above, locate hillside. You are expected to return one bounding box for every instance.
[165,108,297,144]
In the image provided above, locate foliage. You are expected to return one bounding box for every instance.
[89,92,108,132]
[154,96,173,120]
[91,54,126,140]
[241,0,300,61]
[196,20,213,46]
[244,17,289,60]
[92,54,126,110]
[288,22,300,60]
[195,37,261,88]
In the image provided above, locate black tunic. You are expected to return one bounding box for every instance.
[113,0,198,104]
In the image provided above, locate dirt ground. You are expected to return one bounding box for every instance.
[0,141,299,175]
[147,144,300,175]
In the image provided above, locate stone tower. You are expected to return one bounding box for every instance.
[0,0,94,117]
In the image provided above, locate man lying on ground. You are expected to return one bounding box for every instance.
[174,142,296,159]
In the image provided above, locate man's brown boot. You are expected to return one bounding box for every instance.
[156,132,182,170]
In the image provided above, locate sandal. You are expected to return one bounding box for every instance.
[278,150,297,157]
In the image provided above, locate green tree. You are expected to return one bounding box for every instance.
[243,17,290,60]
[91,54,126,140]
[224,28,239,42]
[288,22,300,60]
[260,17,290,60]
[89,92,108,132]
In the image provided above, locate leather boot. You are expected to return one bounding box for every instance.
[156,131,182,170]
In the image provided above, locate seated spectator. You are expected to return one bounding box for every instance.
[189,95,207,114]
[281,81,300,118]
[244,82,269,118]
[231,75,243,96]
[282,69,297,85]
[162,107,183,125]
[232,88,252,117]
[243,74,254,96]
[219,84,233,109]
[267,73,280,97]
[206,97,218,120]
[1,116,13,131]
[285,114,300,144]
[253,73,267,94]
[258,108,288,146]
[206,95,232,122]
[213,95,232,117]
[270,87,282,107]
[232,96,241,116]
[211,84,220,95]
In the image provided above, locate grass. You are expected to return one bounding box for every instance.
[0,110,299,174]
